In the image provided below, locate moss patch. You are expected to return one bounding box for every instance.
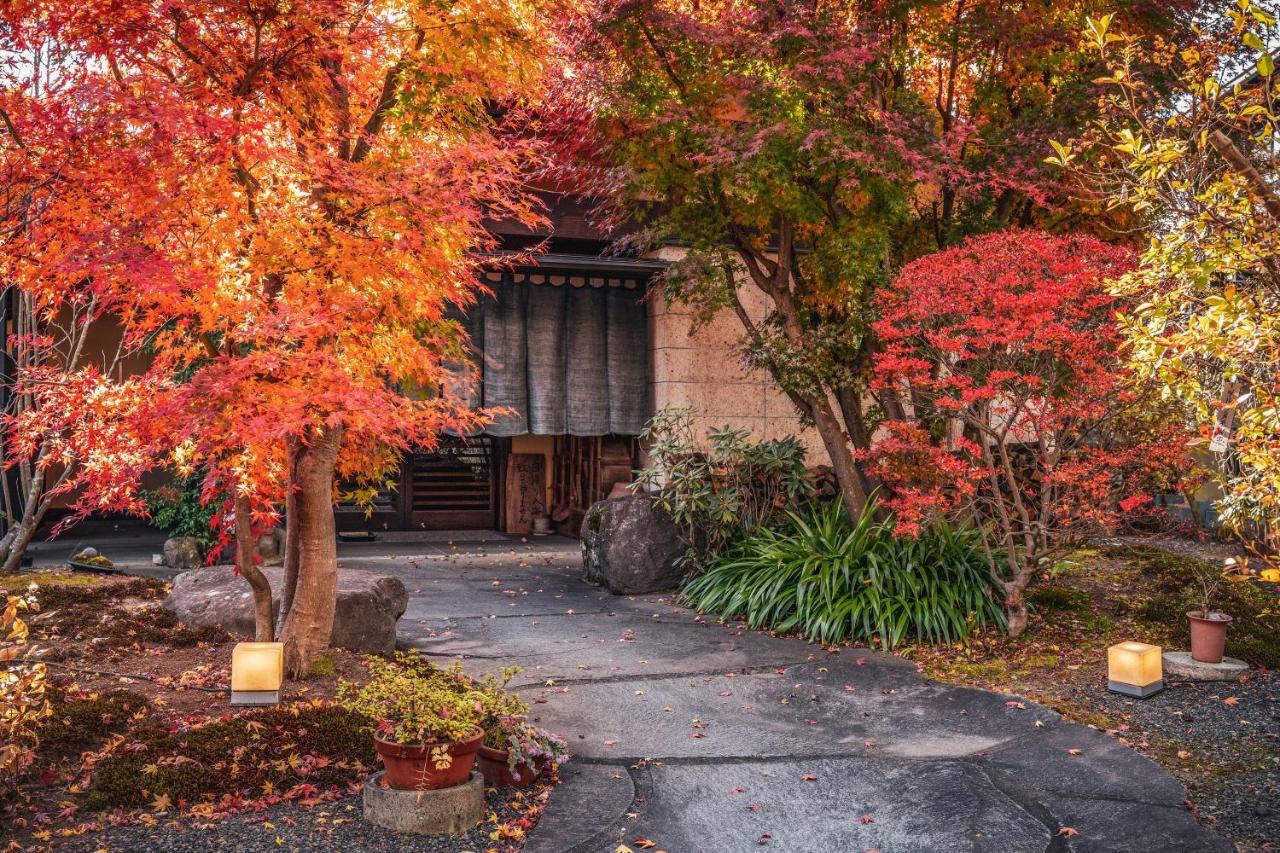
[40,687,150,759]
[1027,584,1090,613]
[85,702,376,810]
[306,654,337,679]
[1117,545,1280,668]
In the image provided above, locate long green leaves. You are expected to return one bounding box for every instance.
[679,502,1005,649]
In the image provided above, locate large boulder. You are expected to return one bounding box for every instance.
[164,566,408,655]
[581,494,686,595]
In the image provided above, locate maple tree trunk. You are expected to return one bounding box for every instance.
[1004,585,1029,638]
[808,395,869,522]
[235,494,274,643]
[275,437,302,636]
[279,427,343,678]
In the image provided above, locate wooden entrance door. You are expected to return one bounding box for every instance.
[403,435,500,529]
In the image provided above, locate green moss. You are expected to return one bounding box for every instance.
[0,571,108,591]
[1027,584,1090,613]
[96,606,228,647]
[8,576,167,611]
[85,703,376,810]
[40,688,150,759]
[1117,545,1280,668]
[307,654,337,678]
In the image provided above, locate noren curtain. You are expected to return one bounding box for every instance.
[460,275,650,436]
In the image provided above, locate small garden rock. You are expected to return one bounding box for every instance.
[162,537,202,571]
[581,494,686,594]
[164,566,407,654]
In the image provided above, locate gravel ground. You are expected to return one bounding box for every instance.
[1069,670,1280,850]
[52,786,543,853]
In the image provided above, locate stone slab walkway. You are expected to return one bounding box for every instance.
[348,536,1233,853]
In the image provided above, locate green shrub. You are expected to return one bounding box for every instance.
[633,407,814,567]
[680,501,1005,648]
[144,471,220,556]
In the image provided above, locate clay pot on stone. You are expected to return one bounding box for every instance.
[1187,610,1232,663]
[374,728,483,791]
[476,745,544,787]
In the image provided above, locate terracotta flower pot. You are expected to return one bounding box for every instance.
[476,744,544,787]
[1187,611,1232,664]
[374,727,483,791]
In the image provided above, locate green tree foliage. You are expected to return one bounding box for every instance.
[1055,7,1280,540]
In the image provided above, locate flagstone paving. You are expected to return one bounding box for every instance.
[362,535,1234,853]
[45,531,1237,851]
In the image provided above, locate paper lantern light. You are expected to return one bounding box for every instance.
[231,642,284,706]
[1107,641,1163,698]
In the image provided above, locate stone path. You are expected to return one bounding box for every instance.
[338,535,1233,853]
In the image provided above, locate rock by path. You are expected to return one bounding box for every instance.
[383,537,1233,853]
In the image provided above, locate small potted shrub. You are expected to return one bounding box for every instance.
[338,654,485,790]
[478,717,570,787]
[1187,570,1232,663]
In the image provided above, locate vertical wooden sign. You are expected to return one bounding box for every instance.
[504,453,546,535]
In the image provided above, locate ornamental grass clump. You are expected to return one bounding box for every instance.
[680,501,1005,649]
[337,654,486,745]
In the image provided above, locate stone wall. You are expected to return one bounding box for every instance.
[646,251,822,457]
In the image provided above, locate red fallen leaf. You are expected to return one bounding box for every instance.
[859,815,875,824]
[1005,701,1027,709]
[603,740,618,746]
[844,685,857,692]
[856,658,866,665]
[746,803,762,812]
[801,774,817,781]
[731,787,746,795]
[691,732,707,739]
[634,840,657,849]
[774,668,787,674]
[1057,827,1078,837]
[719,691,733,697]
[1223,696,1240,706]
[863,739,877,749]
[758,834,772,844]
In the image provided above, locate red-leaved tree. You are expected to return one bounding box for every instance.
[2,0,556,674]
[868,230,1193,635]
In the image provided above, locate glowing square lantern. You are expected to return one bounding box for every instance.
[230,642,284,706]
[1107,641,1163,698]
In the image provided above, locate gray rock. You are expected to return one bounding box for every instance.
[1163,651,1249,682]
[164,566,408,654]
[75,547,99,559]
[256,527,285,565]
[162,537,202,571]
[580,494,686,594]
[362,770,483,835]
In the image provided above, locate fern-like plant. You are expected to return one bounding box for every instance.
[680,501,1004,648]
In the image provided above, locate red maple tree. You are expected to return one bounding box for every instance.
[2,0,556,673]
[867,230,1193,635]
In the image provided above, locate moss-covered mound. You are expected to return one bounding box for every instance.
[1116,545,1280,668]
[85,702,376,810]
[41,687,151,759]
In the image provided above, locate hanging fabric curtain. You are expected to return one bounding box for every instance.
[464,273,650,436]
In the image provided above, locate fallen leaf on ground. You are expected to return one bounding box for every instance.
[1057,827,1078,837]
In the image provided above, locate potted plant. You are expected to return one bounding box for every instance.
[338,654,486,790]
[478,717,570,786]
[1187,570,1232,664]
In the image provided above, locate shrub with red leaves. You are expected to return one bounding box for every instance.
[869,230,1195,636]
